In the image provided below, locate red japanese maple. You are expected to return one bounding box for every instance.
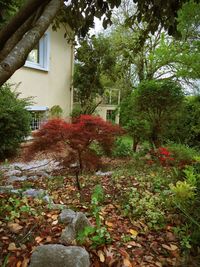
[25,115,123,188]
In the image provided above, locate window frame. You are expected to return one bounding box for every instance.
[24,32,50,71]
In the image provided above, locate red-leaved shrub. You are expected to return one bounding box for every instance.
[25,115,123,173]
[148,147,175,167]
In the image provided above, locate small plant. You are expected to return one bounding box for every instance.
[170,181,196,205]
[77,185,112,247]
[123,187,165,229]
[173,225,192,250]
[0,196,37,221]
[49,105,63,118]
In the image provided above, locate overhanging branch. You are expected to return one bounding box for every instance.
[0,0,50,50]
[0,0,63,87]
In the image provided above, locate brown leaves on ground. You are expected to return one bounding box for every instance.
[0,158,181,267]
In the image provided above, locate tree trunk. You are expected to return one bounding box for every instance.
[0,0,63,87]
[0,0,50,50]
[132,137,138,152]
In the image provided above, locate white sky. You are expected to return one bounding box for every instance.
[90,17,104,35]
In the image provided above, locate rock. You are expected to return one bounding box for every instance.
[0,185,14,193]
[7,175,28,183]
[6,169,22,177]
[29,244,90,267]
[32,170,50,178]
[95,171,113,177]
[60,225,76,245]
[72,212,91,233]
[23,189,45,197]
[42,195,54,204]
[27,175,39,180]
[59,209,76,224]
[59,211,91,245]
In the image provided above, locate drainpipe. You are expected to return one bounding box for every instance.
[69,42,74,119]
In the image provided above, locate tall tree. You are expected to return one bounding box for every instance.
[110,0,200,91]
[0,0,196,87]
[73,34,116,114]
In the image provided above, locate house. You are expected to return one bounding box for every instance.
[10,26,120,128]
[73,87,120,124]
[96,88,120,124]
[10,26,74,130]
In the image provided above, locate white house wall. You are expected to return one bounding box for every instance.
[10,27,73,118]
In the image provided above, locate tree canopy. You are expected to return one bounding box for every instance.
[0,0,198,87]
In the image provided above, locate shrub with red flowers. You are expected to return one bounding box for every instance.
[148,147,175,167]
[25,115,123,189]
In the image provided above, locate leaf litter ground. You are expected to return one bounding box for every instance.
[0,158,182,267]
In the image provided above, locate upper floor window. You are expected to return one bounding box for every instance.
[25,32,50,71]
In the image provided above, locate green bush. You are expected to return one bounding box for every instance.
[112,137,133,157]
[0,84,31,159]
[166,143,198,167]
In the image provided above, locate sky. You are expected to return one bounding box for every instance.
[90,17,104,35]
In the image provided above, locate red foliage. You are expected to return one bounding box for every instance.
[149,147,175,167]
[25,115,123,171]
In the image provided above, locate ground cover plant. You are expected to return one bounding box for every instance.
[1,141,200,266]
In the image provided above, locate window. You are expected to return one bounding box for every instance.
[27,106,49,130]
[106,109,116,123]
[25,32,50,71]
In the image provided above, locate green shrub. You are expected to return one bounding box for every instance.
[166,143,198,167]
[70,105,82,119]
[0,84,31,159]
[49,105,63,118]
[112,137,133,157]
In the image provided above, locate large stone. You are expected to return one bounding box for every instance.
[59,210,91,245]
[29,244,90,267]
[60,225,76,245]
[59,209,76,224]
[72,212,91,233]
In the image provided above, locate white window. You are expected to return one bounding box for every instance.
[25,32,50,71]
[27,106,49,131]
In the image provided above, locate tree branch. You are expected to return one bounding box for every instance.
[0,0,50,50]
[0,0,63,87]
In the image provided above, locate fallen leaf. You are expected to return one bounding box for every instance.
[8,222,23,233]
[97,250,105,262]
[129,229,138,238]
[162,244,178,251]
[170,244,178,251]
[46,236,52,242]
[51,214,58,220]
[105,221,114,227]
[52,220,58,225]
[123,258,132,267]
[155,261,162,267]
[22,258,29,267]
[35,236,43,243]
[8,242,17,251]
